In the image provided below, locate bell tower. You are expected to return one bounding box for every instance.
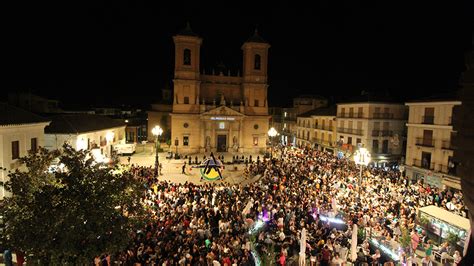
[173,22,202,113]
[242,29,270,116]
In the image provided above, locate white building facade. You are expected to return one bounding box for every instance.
[0,104,50,198]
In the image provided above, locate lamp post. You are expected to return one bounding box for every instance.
[267,127,278,159]
[105,131,115,160]
[353,147,371,193]
[152,125,163,177]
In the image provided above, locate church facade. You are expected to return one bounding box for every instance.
[170,25,270,154]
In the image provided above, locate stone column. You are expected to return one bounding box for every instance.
[228,121,233,152]
[239,119,243,152]
[200,119,205,153]
[211,122,216,151]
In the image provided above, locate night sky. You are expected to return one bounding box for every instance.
[4,1,473,108]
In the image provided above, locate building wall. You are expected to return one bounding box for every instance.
[312,115,337,151]
[336,102,407,160]
[44,126,126,157]
[405,101,461,189]
[0,122,50,198]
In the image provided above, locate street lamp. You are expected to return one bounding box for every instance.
[268,127,278,159]
[152,125,163,177]
[354,147,371,193]
[105,131,115,159]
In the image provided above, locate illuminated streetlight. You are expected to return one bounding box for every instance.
[267,127,278,159]
[354,147,371,193]
[152,125,163,177]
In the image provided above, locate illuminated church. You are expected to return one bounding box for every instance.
[170,24,270,154]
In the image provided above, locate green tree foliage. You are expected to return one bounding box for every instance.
[0,144,149,264]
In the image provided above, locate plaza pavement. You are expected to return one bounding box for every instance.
[119,150,266,186]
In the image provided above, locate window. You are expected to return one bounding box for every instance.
[254,54,261,70]
[356,138,361,146]
[12,141,20,160]
[183,136,189,146]
[347,137,353,145]
[373,140,379,152]
[284,112,287,117]
[254,99,259,107]
[183,122,189,128]
[253,137,258,146]
[184,96,190,104]
[183,49,191,65]
[219,122,225,129]
[254,124,259,129]
[31,138,37,153]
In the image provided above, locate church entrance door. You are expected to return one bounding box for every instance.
[217,135,227,152]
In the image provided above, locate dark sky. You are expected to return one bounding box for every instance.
[4,0,473,108]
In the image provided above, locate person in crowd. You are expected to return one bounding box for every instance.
[102,146,466,265]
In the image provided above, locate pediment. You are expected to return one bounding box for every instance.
[201,106,244,117]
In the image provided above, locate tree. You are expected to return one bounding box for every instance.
[0,144,149,264]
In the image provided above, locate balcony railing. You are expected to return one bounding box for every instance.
[415,138,435,147]
[373,113,394,119]
[337,113,364,118]
[315,125,333,131]
[441,140,453,150]
[422,116,434,124]
[413,159,434,170]
[371,130,393,137]
[338,128,363,135]
[373,148,392,154]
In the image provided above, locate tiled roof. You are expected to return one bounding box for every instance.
[0,103,50,126]
[45,114,125,134]
[298,106,336,118]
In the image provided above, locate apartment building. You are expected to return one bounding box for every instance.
[336,100,407,164]
[0,104,51,198]
[311,106,337,153]
[405,97,462,189]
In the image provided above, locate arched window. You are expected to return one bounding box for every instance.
[183,49,191,65]
[254,54,261,70]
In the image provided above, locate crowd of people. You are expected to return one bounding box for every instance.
[105,146,466,265]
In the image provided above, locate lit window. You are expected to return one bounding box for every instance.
[284,112,287,117]
[253,137,258,146]
[219,122,225,129]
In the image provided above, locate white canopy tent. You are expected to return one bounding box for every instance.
[418,205,470,231]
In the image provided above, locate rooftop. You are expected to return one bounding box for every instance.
[45,114,126,134]
[0,103,50,126]
[298,106,337,118]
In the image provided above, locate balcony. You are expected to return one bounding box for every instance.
[338,128,363,135]
[439,164,457,175]
[415,138,435,147]
[371,130,393,137]
[372,148,392,154]
[337,113,364,118]
[373,113,394,119]
[422,116,434,124]
[315,125,333,131]
[413,159,434,170]
[441,140,453,150]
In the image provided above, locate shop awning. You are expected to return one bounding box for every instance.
[419,205,470,231]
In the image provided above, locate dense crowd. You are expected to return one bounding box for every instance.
[101,146,466,265]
